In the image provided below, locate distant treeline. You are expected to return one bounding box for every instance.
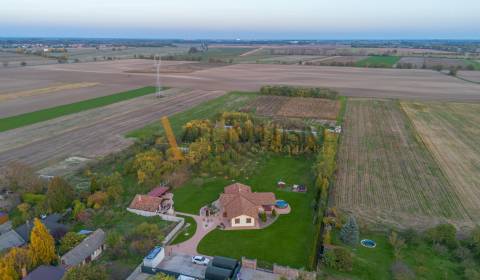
[260,85,338,99]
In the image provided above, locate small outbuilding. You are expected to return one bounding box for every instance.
[24,265,65,280]
[61,228,106,269]
[148,186,170,198]
[205,256,241,280]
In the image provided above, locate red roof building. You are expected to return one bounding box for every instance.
[148,186,170,198]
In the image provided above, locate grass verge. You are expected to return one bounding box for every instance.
[0,86,157,132]
[170,215,197,245]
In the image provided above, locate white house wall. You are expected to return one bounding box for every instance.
[231,215,255,227]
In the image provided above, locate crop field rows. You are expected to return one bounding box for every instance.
[402,102,480,223]
[333,99,471,229]
[244,95,340,120]
[0,88,225,168]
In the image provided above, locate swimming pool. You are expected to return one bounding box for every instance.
[361,239,376,248]
[275,200,289,209]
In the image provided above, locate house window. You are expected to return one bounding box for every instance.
[246,218,252,224]
[235,218,240,224]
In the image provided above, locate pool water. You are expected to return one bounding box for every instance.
[275,200,289,209]
[361,239,376,248]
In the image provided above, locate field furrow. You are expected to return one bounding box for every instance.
[334,99,471,229]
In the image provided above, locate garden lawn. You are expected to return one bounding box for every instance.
[127,91,257,140]
[170,215,197,245]
[0,86,157,132]
[355,56,401,68]
[196,155,316,269]
[326,230,463,280]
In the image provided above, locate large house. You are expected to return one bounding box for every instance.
[219,183,276,228]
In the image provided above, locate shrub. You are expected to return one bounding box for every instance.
[64,263,108,280]
[340,215,359,246]
[453,246,472,261]
[390,261,416,280]
[260,85,338,99]
[323,247,352,271]
[425,223,457,248]
[59,232,85,255]
[22,193,46,205]
[87,191,108,209]
[465,268,480,280]
[432,243,449,257]
[401,228,420,246]
[271,209,277,218]
[259,212,267,223]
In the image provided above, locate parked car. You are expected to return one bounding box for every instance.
[178,275,196,280]
[191,255,209,265]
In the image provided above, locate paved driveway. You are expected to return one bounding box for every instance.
[167,212,219,256]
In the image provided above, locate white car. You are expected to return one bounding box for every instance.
[191,255,209,265]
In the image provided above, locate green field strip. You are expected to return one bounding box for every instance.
[0,86,157,132]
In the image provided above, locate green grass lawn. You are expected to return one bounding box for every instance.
[0,86,157,132]
[464,59,480,70]
[170,215,197,245]
[127,91,258,139]
[166,47,250,62]
[325,230,463,280]
[189,155,316,269]
[355,56,401,68]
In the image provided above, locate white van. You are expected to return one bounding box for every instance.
[177,275,196,280]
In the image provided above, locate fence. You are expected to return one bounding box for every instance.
[241,257,316,280]
[126,208,185,244]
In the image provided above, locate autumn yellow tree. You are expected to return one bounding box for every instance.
[0,254,18,280]
[30,218,57,267]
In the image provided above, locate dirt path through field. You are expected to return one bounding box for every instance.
[0,88,225,169]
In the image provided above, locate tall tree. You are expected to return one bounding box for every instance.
[340,215,359,246]
[46,177,74,212]
[30,218,57,266]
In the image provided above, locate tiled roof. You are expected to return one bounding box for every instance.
[24,265,65,280]
[219,183,276,219]
[128,194,162,212]
[148,186,170,197]
[61,229,105,267]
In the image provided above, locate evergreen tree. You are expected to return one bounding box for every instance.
[340,216,359,246]
[30,218,57,266]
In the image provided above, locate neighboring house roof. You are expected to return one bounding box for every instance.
[14,214,67,242]
[128,194,162,212]
[0,230,25,252]
[24,265,65,280]
[219,183,276,220]
[148,186,169,197]
[61,229,106,268]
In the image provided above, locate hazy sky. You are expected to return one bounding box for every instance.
[1,0,479,39]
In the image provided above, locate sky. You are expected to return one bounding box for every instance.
[1,0,479,39]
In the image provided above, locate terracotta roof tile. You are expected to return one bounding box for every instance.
[219,183,276,219]
[128,195,162,212]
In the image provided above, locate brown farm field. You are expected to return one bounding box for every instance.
[402,102,480,224]
[333,99,472,229]
[244,96,340,120]
[2,59,480,118]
